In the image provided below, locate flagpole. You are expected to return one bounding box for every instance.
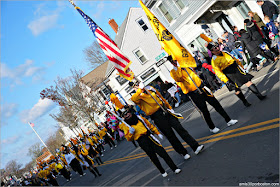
[28,123,52,154]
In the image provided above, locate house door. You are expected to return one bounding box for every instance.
[215,13,234,33]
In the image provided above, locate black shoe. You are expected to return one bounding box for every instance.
[258,95,266,100]
[244,101,251,107]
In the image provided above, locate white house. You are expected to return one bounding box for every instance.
[106,8,176,104]
[144,0,277,55]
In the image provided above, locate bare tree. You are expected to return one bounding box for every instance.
[45,130,66,154]
[83,40,108,68]
[27,143,43,164]
[5,160,23,178]
[40,69,102,132]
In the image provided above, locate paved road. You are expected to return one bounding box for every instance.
[57,61,279,186]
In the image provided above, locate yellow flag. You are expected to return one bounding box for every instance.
[110,93,124,110]
[200,33,212,43]
[139,0,196,68]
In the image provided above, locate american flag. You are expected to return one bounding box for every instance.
[75,7,134,81]
[29,122,35,127]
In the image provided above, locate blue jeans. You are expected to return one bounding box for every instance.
[231,48,243,59]
[272,14,279,22]
[175,92,181,103]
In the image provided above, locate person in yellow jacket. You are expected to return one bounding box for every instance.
[79,144,102,177]
[130,81,204,160]
[169,55,238,134]
[208,43,266,104]
[98,126,116,149]
[119,106,181,177]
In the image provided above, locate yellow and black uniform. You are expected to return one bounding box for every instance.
[131,86,199,156]
[170,67,232,130]
[211,51,252,86]
[80,144,102,177]
[119,115,178,174]
[211,50,266,102]
[98,127,116,148]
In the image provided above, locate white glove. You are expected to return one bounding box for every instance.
[173,66,177,71]
[139,82,145,89]
[176,61,180,67]
[158,134,164,140]
[169,109,174,113]
[129,127,135,134]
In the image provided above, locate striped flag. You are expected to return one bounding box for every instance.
[74,6,134,81]
[29,122,35,127]
[139,0,196,68]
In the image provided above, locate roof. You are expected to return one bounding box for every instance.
[81,61,109,89]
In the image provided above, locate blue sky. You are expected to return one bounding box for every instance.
[1,0,140,169]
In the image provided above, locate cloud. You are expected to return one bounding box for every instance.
[1,59,46,88]
[92,2,106,19]
[28,3,64,36]
[19,98,56,124]
[2,135,21,146]
[1,103,18,119]
[28,14,59,36]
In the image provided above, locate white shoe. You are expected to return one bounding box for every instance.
[174,169,181,174]
[162,172,168,177]
[115,145,117,147]
[83,173,86,175]
[175,103,179,108]
[227,119,238,126]
[111,147,113,149]
[210,127,220,133]
[183,154,191,160]
[194,145,204,155]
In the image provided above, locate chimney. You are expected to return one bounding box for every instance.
[108,18,118,33]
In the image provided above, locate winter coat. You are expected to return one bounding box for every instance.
[266,21,279,35]
[246,21,264,44]
[240,32,262,58]
[261,1,279,19]
[226,33,236,51]
[252,13,266,28]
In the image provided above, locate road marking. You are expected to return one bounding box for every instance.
[101,120,279,165]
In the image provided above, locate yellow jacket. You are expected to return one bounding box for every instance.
[98,128,107,139]
[86,137,94,146]
[131,86,172,116]
[110,93,124,110]
[119,116,160,141]
[170,67,202,94]
[211,52,243,83]
[91,135,99,144]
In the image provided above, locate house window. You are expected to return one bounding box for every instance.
[158,3,173,23]
[174,0,186,10]
[134,48,148,64]
[136,18,149,31]
[234,1,251,19]
[115,75,128,86]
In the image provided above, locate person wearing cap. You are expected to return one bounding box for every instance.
[119,106,181,177]
[208,43,267,103]
[129,80,204,159]
[169,56,238,134]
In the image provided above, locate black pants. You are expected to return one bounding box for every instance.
[104,135,115,147]
[59,167,71,180]
[188,89,231,129]
[69,158,83,175]
[137,134,178,174]
[151,109,199,156]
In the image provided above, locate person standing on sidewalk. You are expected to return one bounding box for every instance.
[169,56,238,134]
[129,81,204,160]
[208,43,266,103]
[119,106,181,177]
